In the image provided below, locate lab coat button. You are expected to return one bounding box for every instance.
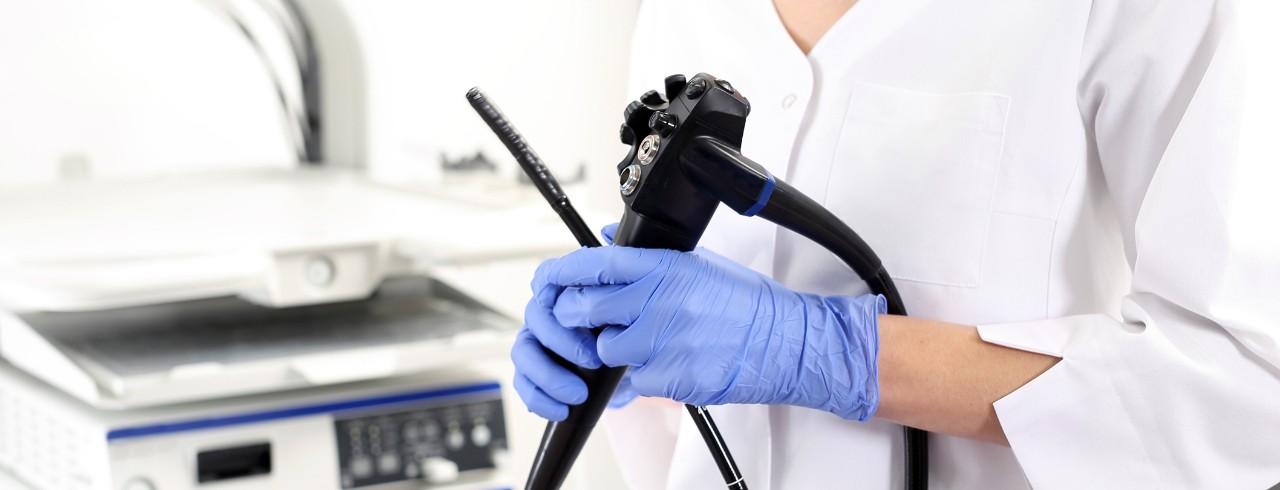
[782,93,797,109]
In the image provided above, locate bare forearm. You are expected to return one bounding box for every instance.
[874,315,1059,445]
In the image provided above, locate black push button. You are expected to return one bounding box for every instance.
[684,77,708,99]
[664,74,687,101]
[640,90,666,109]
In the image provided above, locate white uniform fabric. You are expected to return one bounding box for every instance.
[603,0,1280,489]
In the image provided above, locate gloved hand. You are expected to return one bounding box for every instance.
[511,225,884,421]
[510,224,637,421]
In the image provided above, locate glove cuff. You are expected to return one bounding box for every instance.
[822,294,885,421]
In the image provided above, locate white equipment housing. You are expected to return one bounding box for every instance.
[0,362,514,490]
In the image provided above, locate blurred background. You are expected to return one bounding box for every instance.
[0,1,640,489]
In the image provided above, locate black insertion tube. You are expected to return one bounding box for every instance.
[466,88,747,490]
[687,405,747,489]
[466,88,598,247]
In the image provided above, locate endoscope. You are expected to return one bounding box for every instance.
[469,73,928,490]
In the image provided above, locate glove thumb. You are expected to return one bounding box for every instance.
[600,223,619,246]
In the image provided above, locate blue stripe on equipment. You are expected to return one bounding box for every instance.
[743,172,776,217]
[107,382,501,441]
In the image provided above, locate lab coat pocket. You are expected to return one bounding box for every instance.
[827,83,1009,288]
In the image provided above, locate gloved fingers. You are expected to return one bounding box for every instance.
[532,247,669,289]
[524,299,602,369]
[510,329,590,406]
[625,365,674,401]
[600,223,618,245]
[552,285,646,329]
[530,270,564,309]
[595,324,656,368]
[513,372,569,421]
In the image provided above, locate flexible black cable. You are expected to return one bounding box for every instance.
[466,88,748,490]
[756,183,928,490]
[687,405,748,490]
[686,136,927,490]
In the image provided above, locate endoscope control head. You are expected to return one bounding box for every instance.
[612,73,753,250]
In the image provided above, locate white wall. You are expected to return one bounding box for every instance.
[344,0,639,213]
[0,0,295,184]
[0,0,639,215]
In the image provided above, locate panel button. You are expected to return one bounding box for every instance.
[420,457,460,484]
[378,452,400,476]
[350,455,374,479]
[471,423,492,447]
[445,429,466,451]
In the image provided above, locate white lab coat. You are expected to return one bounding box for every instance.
[603,1,1280,488]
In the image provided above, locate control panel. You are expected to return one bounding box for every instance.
[334,397,506,488]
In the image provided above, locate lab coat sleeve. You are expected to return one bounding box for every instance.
[977,1,1280,488]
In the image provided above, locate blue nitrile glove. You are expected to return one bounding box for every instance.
[512,225,884,421]
[510,224,637,421]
